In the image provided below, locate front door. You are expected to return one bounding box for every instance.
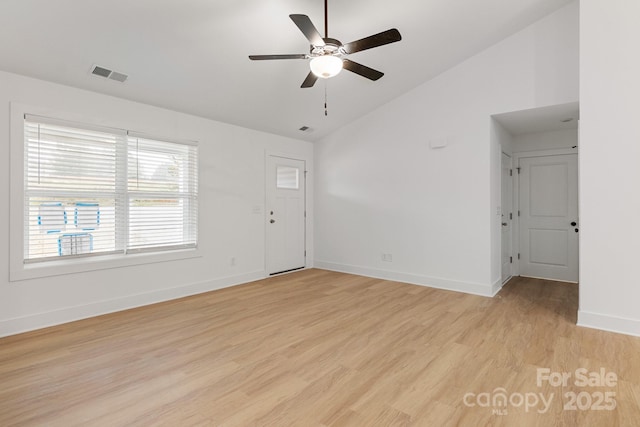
[266,155,306,275]
[519,154,578,282]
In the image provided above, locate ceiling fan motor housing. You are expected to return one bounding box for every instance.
[311,38,344,58]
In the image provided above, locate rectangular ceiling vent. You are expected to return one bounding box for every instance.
[299,126,311,132]
[90,65,128,83]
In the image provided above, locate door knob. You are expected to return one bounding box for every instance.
[570,221,577,226]
[502,222,508,226]
[270,219,275,224]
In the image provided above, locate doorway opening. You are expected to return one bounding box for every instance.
[493,102,580,285]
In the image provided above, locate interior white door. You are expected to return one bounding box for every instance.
[501,152,513,283]
[519,154,578,282]
[266,155,306,275]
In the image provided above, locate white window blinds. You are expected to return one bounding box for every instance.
[23,115,198,263]
[127,134,198,253]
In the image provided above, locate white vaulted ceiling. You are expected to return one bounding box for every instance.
[0,0,574,141]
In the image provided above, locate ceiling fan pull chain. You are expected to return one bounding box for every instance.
[324,81,328,116]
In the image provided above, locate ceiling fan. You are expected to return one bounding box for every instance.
[249,0,402,88]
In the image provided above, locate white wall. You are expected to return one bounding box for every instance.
[0,71,313,337]
[513,128,577,152]
[492,120,514,156]
[314,2,578,296]
[578,0,640,336]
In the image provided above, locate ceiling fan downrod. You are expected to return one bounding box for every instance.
[324,0,328,38]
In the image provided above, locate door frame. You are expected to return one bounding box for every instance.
[511,147,578,278]
[501,151,513,284]
[264,151,311,275]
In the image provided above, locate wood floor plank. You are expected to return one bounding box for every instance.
[0,269,638,426]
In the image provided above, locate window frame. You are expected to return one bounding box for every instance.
[9,103,201,282]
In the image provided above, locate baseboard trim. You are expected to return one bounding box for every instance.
[314,261,495,297]
[577,310,640,337]
[491,278,504,297]
[0,270,266,338]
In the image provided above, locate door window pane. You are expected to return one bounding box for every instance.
[276,166,299,189]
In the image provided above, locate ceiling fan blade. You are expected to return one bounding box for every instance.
[342,59,384,81]
[290,14,325,47]
[343,28,402,54]
[249,54,307,60]
[301,71,318,88]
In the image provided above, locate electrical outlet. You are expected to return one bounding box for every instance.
[382,253,393,262]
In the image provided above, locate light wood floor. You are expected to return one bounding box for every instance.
[1,269,639,426]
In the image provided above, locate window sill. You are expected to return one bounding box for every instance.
[9,248,202,282]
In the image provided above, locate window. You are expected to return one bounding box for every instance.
[127,134,198,253]
[276,165,299,189]
[23,115,198,264]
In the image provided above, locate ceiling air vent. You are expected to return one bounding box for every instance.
[299,126,310,132]
[90,65,128,83]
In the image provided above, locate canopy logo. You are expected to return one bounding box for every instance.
[463,389,553,415]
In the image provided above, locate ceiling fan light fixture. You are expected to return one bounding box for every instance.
[310,55,343,79]
[248,3,402,88]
